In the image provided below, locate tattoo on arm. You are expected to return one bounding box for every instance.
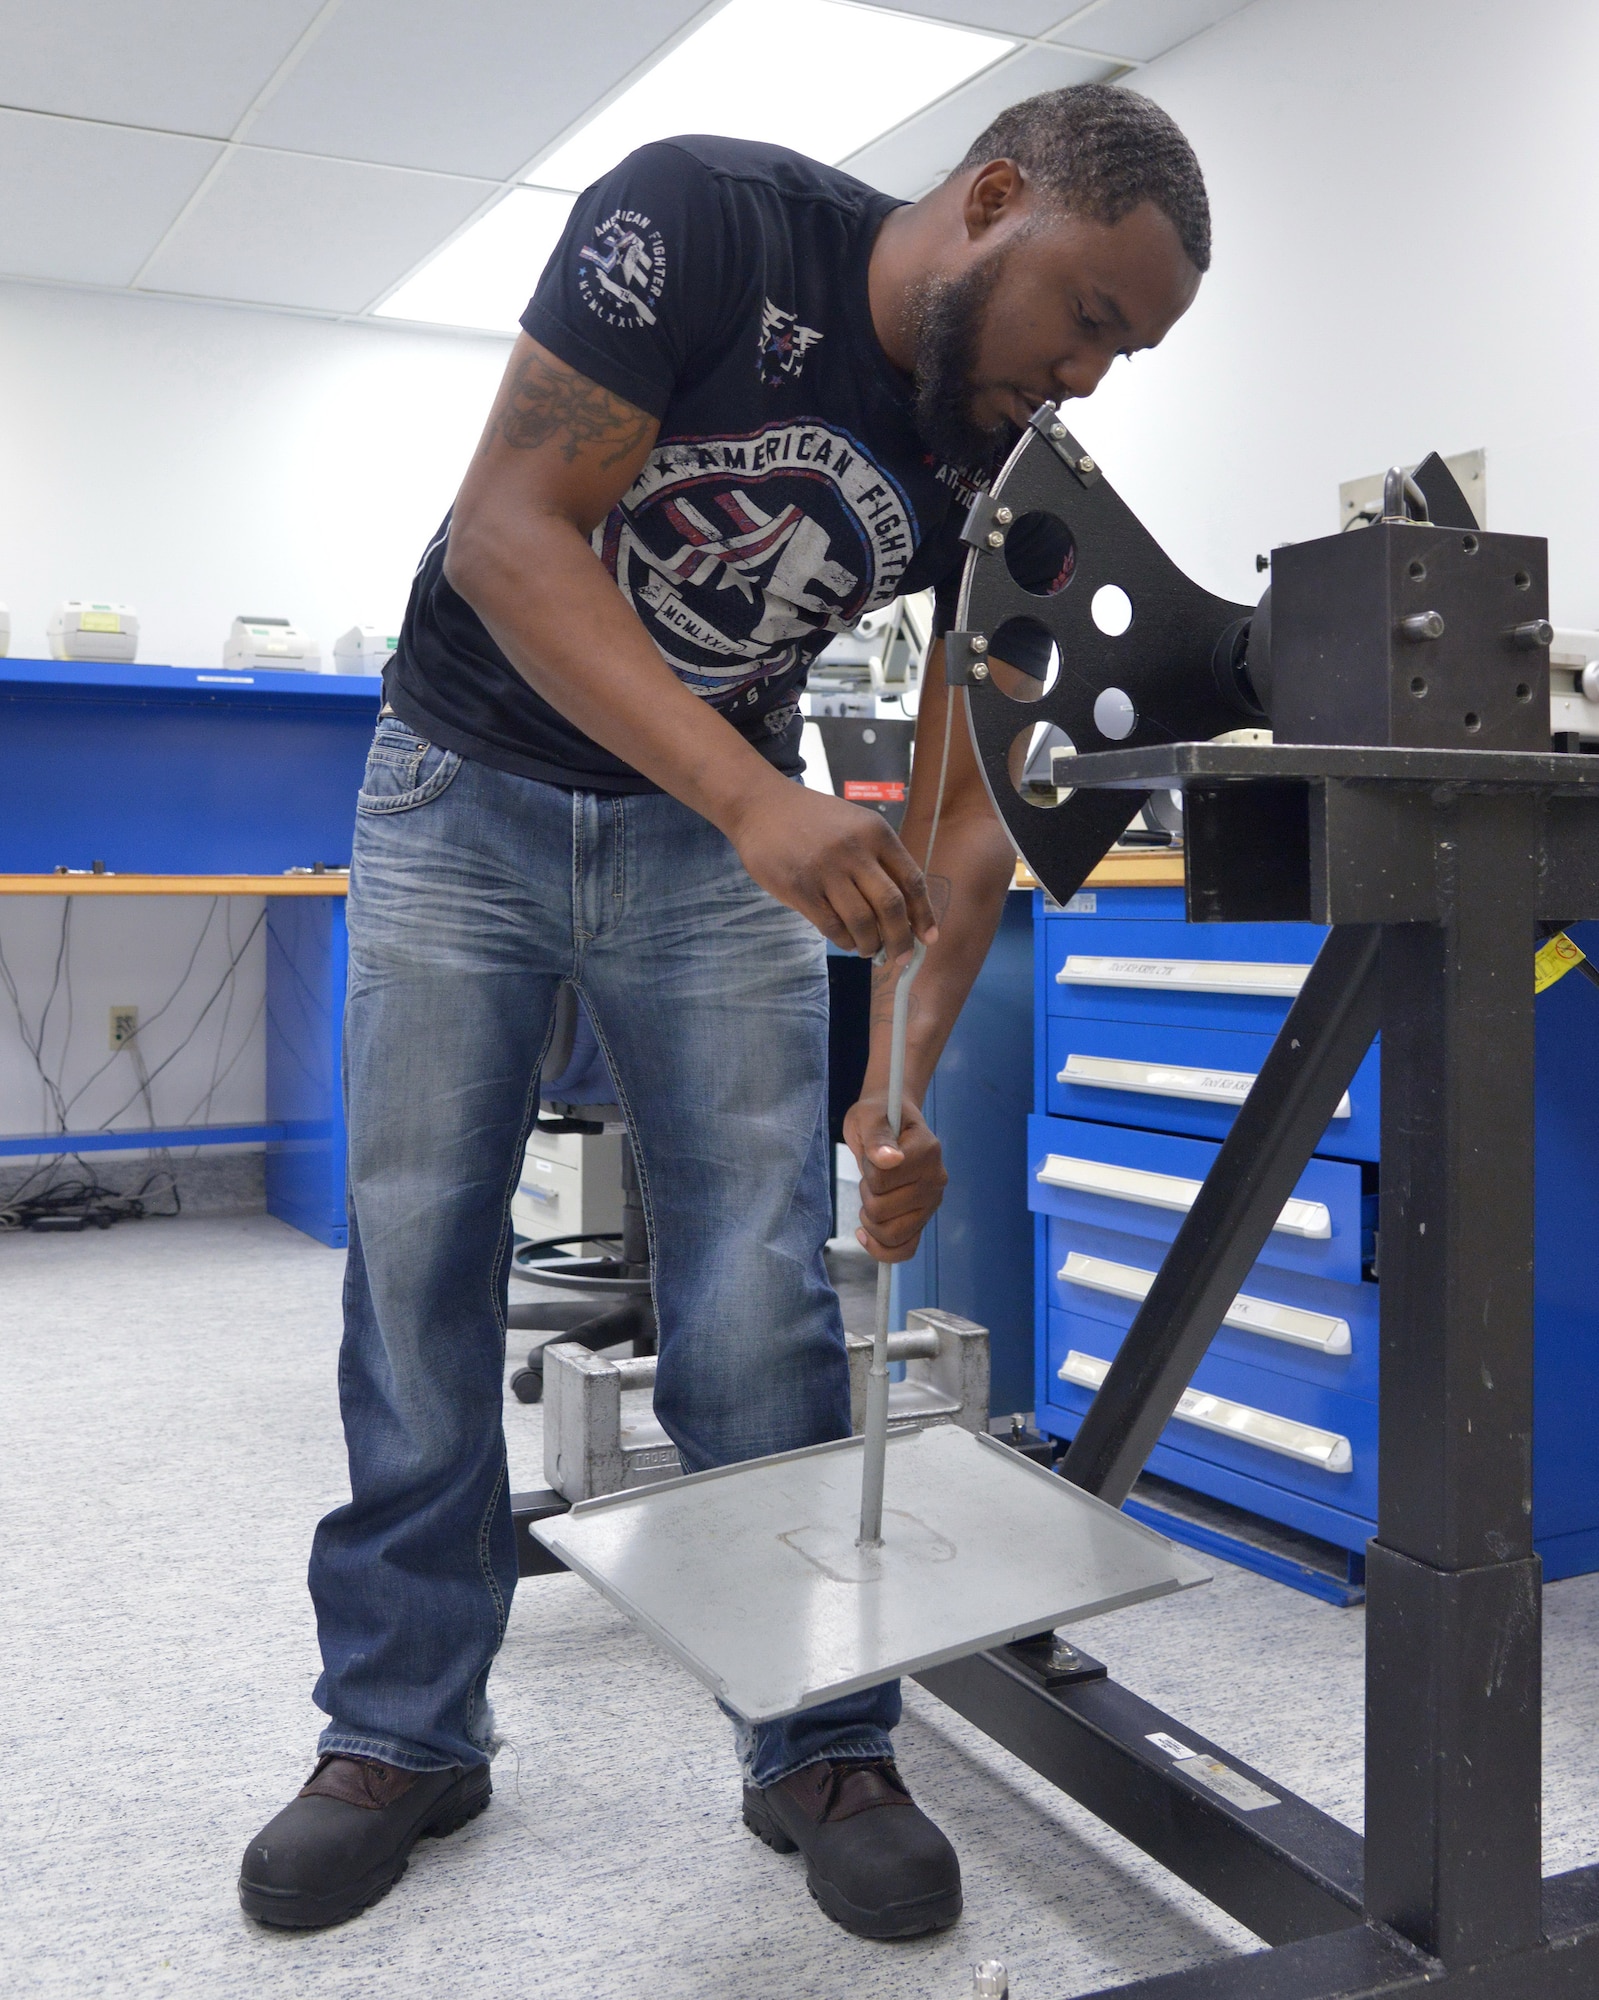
[497,351,655,469]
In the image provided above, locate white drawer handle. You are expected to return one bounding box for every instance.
[1059,1052,1351,1120]
[519,1183,560,1210]
[1056,1350,1353,1473]
[1058,954,1311,997]
[1059,1251,1352,1356]
[1036,1151,1332,1240]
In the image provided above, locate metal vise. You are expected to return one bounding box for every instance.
[542,1306,989,1502]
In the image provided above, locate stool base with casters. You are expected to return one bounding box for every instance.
[508,1138,654,1403]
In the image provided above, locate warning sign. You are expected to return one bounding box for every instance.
[1535,932,1587,994]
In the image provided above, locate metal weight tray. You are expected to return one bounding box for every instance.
[535,1423,1208,1723]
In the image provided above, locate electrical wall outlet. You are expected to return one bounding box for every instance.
[109,1005,138,1050]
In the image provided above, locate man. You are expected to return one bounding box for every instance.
[240,82,1209,1940]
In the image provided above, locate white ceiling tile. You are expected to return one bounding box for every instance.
[1050,0,1252,61]
[136,149,497,313]
[247,0,713,180]
[850,0,1106,30]
[0,110,221,285]
[841,42,1118,199]
[0,0,327,139]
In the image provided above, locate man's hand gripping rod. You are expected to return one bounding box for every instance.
[857,937,927,1548]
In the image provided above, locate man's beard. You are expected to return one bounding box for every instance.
[910,242,1021,479]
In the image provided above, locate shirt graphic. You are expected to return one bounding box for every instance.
[758,299,824,385]
[577,208,666,327]
[597,423,914,701]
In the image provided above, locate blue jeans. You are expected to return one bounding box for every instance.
[308,716,900,1784]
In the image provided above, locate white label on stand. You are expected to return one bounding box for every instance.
[1181,1757,1279,1812]
[1146,1731,1196,1760]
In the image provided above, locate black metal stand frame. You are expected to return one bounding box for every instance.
[511,733,1599,1994]
[914,741,1599,1996]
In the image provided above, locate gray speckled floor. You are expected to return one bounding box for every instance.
[3,1214,1598,2000]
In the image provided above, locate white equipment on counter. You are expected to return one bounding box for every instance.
[0,603,9,658]
[1551,629,1599,746]
[48,601,139,663]
[332,625,398,675]
[223,617,321,671]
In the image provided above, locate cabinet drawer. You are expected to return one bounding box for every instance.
[1028,1113,1371,1282]
[1045,1015,1380,1161]
[1043,917,1332,1030]
[1047,1224,1378,1396]
[1046,1306,1378,1517]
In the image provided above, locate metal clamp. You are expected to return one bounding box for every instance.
[541,1305,990,1502]
[960,491,1017,554]
[1027,404,1101,484]
[944,630,991,685]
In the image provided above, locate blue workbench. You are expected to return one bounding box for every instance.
[0,657,380,873]
[0,658,377,1244]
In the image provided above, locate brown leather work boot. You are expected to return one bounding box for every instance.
[742,1758,962,1938]
[238,1754,490,1929]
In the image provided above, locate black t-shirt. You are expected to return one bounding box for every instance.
[386,137,986,793]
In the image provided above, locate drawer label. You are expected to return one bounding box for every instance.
[1058,1052,1352,1120]
[1036,1152,1332,1240]
[1057,954,1310,997]
[1059,1251,1352,1355]
[1056,1351,1353,1472]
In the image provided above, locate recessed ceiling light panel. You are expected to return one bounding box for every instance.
[530,0,1014,193]
[374,185,577,334]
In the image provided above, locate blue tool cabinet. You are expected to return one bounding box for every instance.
[1031,885,1599,1584]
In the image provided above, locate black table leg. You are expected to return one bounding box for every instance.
[1364,793,1542,1963]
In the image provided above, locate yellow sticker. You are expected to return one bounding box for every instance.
[1535,932,1587,994]
[79,610,121,633]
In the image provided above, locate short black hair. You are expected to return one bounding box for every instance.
[958,83,1211,273]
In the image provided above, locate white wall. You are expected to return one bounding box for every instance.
[0,281,512,665]
[0,284,511,1151]
[1072,0,1599,631]
[0,893,266,1141]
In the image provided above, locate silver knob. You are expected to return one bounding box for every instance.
[973,1961,1010,1998]
[1399,611,1445,642]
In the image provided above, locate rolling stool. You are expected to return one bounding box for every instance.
[508,986,655,1404]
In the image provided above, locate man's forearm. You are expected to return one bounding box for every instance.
[861,803,1016,1109]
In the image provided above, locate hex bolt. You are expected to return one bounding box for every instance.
[994,505,1014,525]
[970,634,989,653]
[970,661,989,681]
[1511,619,1554,649]
[1049,420,1067,439]
[1079,455,1096,473]
[1400,611,1446,642]
[986,529,1005,549]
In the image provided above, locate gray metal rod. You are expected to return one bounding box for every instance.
[858,939,927,1547]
